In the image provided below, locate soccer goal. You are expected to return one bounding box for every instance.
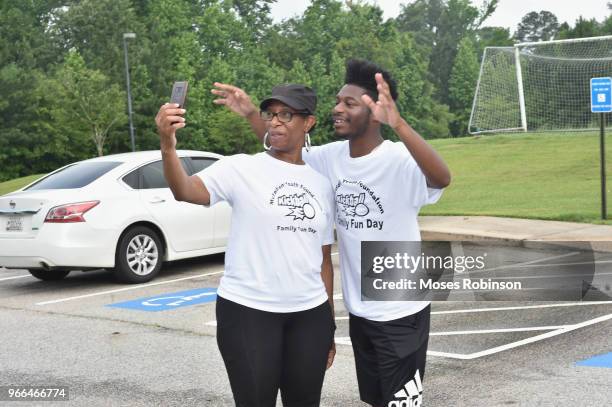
[469,35,612,135]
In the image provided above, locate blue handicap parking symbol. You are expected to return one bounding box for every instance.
[107,288,217,312]
[576,352,612,368]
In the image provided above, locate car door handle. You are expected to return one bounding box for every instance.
[149,198,166,204]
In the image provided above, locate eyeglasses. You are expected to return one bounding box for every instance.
[260,110,309,123]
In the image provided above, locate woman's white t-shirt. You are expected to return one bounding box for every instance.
[197,152,335,313]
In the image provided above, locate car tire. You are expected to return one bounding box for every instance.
[29,269,71,281]
[114,226,163,284]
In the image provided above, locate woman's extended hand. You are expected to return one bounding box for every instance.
[155,103,186,151]
[211,82,258,118]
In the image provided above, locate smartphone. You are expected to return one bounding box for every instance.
[170,81,188,108]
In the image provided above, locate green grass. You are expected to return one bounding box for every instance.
[0,174,45,196]
[1,131,611,225]
[423,131,612,225]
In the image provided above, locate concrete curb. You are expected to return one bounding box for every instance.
[419,216,612,253]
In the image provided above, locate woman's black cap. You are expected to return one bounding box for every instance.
[260,84,317,115]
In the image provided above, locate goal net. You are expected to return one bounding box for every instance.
[469,35,612,134]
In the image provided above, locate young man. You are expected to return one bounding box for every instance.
[212,59,451,406]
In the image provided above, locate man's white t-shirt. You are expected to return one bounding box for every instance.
[303,140,443,321]
[197,152,335,313]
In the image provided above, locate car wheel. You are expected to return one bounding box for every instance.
[29,269,71,281]
[114,226,163,284]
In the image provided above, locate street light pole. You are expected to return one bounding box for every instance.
[123,32,136,152]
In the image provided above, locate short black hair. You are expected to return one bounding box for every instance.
[345,59,398,101]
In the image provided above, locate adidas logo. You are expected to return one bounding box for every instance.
[387,369,423,407]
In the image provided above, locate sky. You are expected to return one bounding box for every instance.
[270,0,611,33]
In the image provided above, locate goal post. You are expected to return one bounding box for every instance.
[469,35,612,135]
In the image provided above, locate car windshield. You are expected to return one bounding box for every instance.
[25,161,122,190]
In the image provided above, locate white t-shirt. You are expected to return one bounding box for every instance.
[198,152,335,313]
[303,140,443,321]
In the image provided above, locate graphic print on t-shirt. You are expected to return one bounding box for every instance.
[277,192,316,220]
[335,179,385,231]
[336,192,369,217]
[269,181,324,234]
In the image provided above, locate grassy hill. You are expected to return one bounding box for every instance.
[423,131,612,225]
[0,174,44,196]
[1,131,611,224]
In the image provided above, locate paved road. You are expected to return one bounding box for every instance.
[1,248,611,406]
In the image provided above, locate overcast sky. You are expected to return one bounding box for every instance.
[270,0,611,33]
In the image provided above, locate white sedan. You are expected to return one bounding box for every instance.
[0,150,231,283]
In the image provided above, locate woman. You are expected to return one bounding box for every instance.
[155,84,336,407]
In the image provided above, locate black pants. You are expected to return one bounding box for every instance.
[216,296,335,407]
[349,305,431,406]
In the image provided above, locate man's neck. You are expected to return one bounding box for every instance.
[348,131,384,158]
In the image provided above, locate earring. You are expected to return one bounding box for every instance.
[263,132,271,151]
[305,132,311,152]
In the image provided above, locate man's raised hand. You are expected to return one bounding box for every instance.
[361,73,403,130]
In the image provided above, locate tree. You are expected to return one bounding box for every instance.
[5,0,476,182]
[429,0,479,101]
[396,0,497,104]
[557,17,602,39]
[515,11,559,42]
[230,0,276,43]
[395,0,444,53]
[0,1,70,180]
[448,37,479,135]
[0,0,65,70]
[50,0,145,84]
[604,14,612,35]
[0,65,57,181]
[51,51,127,156]
[476,26,512,50]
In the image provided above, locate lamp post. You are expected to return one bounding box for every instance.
[122,32,136,152]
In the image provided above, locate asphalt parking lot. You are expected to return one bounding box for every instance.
[1,246,611,406]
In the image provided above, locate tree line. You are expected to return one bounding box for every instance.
[1,0,611,181]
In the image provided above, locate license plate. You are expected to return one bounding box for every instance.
[6,216,23,232]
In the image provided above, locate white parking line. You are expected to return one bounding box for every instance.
[430,301,612,315]
[470,251,582,275]
[505,260,612,269]
[495,271,612,280]
[204,301,612,326]
[0,274,32,282]
[202,301,612,360]
[427,350,470,359]
[35,270,224,306]
[328,325,570,347]
[429,326,569,336]
[461,312,612,360]
[35,254,337,307]
[334,314,612,360]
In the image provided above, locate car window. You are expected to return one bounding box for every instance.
[122,170,139,189]
[140,161,168,189]
[190,157,217,174]
[140,160,189,189]
[25,162,122,190]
